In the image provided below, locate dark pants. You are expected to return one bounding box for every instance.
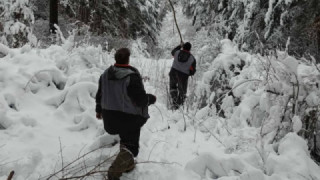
[169,69,189,109]
[102,110,146,157]
[119,128,141,157]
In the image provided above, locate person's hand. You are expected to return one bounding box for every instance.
[189,69,195,76]
[148,94,156,105]
[180,41,184,48]
[96,113,102,120]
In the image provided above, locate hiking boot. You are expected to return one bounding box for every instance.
[108,148,135,180]
[124,159,136,173]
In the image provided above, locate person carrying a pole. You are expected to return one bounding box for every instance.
[169,42,196,110]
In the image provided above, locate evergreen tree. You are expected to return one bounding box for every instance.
[0,0,35,48]
[54,0,163,41]
[182,0,320,60]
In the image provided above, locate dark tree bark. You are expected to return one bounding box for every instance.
[50,0,58,33]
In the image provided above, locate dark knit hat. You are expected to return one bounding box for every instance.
[115,48,130,64]
[183,42,192,51]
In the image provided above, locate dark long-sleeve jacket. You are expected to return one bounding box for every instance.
[96,65,153,134]
[171,45,196,76]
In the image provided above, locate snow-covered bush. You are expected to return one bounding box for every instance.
[0,35,126,178]
[0,0,36,48]
[194,39,245,113]
[195,39,320,162]
[186,132,320,179]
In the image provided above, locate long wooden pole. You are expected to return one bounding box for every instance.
[7,171,14,180]
[167,0,183,44]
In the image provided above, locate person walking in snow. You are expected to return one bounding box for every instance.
[95,48,156,180]
[169,42,196,110]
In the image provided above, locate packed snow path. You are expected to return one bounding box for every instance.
[0,45,224,180]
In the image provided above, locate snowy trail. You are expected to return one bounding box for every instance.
[0,49,220,180]
[120,6,228,180]
[127,104,226,180]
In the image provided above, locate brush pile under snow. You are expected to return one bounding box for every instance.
[189,39,320,179]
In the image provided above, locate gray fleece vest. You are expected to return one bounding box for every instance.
[101,66,149,119]
[172,50,195,75]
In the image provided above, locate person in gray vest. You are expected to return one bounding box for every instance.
[95,48,156,180]
[169,42,196,110]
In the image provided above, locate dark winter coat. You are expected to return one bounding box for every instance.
[96,64,153,135]
[170,45,196,76]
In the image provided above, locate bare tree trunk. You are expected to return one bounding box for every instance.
[50,0,58,33]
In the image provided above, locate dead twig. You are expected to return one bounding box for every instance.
[178,108,187,132]
[59,170,108,180]
[45,143,113,180]
[24,70,56,91]
[271,95,293,143]
[214,79,262,105]
[137,160,182,167]
[148,141,169,161]
[59,137,65,178]
[183,113,226,147]
[153,104,170,129]
[60,160,182,180]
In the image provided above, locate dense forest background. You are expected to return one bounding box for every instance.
[182,0,320,61]
[1,0,166,51]
[1,0,319,60]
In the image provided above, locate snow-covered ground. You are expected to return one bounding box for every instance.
[1,4,320,180]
